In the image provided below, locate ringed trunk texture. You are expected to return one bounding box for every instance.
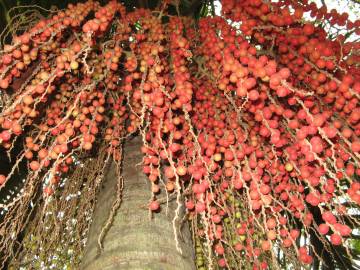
[81,137,196,270]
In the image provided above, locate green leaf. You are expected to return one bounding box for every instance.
[134,21,142,30]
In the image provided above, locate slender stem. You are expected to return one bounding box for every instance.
[0,0,11,25]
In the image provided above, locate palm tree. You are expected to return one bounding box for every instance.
[81,137,196,270]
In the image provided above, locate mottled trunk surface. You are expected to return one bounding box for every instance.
[81,137,195,270]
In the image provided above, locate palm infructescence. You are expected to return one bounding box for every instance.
[0,0,359,269]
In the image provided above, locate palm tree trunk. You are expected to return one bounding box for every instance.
[81,137,196,270]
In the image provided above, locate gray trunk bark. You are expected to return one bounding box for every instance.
[81,137,196,270]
